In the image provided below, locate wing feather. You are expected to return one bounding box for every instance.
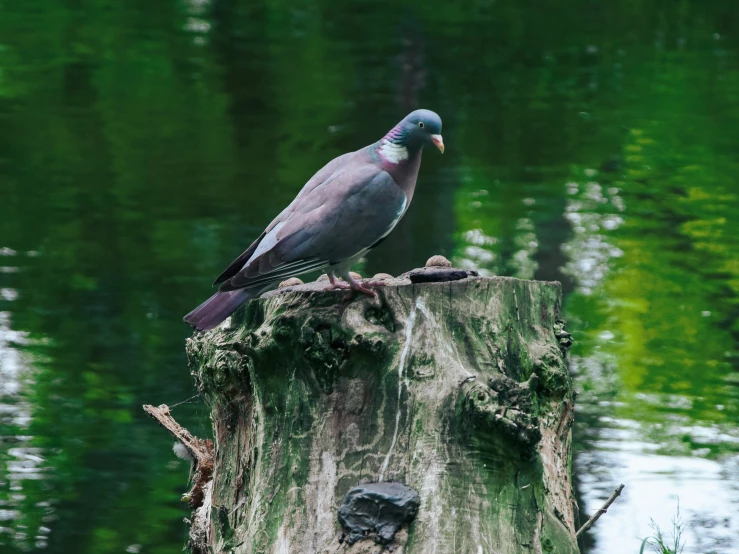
[212,231,266,286]
[218,258,326,291]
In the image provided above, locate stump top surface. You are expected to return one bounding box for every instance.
[261,271,561,301]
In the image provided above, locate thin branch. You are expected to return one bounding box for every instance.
[575,484,625,538]
[143,403,214,510]
[143,403,212,465]
[144,403,216,554]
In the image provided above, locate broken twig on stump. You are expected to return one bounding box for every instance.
[143,403,215,554]
[142,403,214,508]
[575,484,625,538]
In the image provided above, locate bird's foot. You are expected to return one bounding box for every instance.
[332,273,380,302]
[325,282,351,291]
[346,275,378,299]
[325,273,351,291]
[350,282,379,298]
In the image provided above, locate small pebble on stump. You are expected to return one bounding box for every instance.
[316,274,330,282]
[373,273,394,281]
[349,271,362,281]
[278,277,304,289]
[425,255,452,268]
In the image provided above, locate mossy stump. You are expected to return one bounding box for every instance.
[185,273,579,554]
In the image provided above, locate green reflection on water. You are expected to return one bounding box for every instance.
[1,1,738,553]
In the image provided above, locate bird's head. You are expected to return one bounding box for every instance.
[385,109,444,154]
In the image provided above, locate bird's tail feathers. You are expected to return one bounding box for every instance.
[183,288,253,332]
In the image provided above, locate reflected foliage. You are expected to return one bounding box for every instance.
[0,0,738,553]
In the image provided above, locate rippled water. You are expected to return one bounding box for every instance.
[1,1,738,553]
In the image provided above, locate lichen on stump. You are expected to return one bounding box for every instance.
[186,272,578,553]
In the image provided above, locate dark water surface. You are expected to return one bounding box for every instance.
[1,1,738,553]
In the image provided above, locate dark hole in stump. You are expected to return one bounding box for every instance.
[337,482,420,546]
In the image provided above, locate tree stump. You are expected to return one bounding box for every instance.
[184,271,578,554]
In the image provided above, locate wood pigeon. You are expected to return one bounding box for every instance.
[184,109,444,331]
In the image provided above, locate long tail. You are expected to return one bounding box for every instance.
[183,289,253,332]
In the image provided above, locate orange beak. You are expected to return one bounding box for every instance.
[431,134,444,153]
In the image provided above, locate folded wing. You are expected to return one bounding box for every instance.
[217,165,407,292]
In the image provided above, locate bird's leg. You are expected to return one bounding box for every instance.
[324,272,351,291]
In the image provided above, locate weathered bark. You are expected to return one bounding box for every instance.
[185,273,578,554]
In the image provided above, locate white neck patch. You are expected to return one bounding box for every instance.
[378,140,409,164]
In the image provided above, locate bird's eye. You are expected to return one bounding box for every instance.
[418,122,425,128]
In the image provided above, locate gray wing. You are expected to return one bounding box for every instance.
[212,151,355,286]
[218,165,407,291]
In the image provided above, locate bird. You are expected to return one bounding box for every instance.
[184,109,444,332]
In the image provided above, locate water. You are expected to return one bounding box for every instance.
[1,1,738,553]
